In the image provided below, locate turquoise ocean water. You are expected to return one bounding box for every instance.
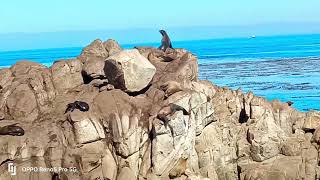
[0,34,319,111]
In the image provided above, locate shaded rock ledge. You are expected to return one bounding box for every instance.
[0,39,319,180]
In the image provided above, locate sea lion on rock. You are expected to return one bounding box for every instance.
[286,101,294,106]
[160,81,183,98]
[65,101,89,113]
[0,123,24,136]
[52,173,60,180]
[159,30,173,52]
[247,129,254,144]
[157,103,189,126]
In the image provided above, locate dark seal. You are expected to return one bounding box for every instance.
[65,101,89,113]
[0,123,25,136]
[158,30,173,51]
[52,173,60,180]
[286,101,294,106]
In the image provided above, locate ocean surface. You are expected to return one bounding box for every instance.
[0,34,320,111]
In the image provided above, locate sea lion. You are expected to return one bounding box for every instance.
[52,173,60,180]
[0,123,24,136]
[160,81,183,98]
[65,101,89,113]
[158,30,173,51]
[157,103,189,126]
[246,129,254,144]
[286,101,294,106]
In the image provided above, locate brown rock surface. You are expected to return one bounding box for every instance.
[0,39,319,180]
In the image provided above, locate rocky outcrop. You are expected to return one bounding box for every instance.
[0,39,319,180]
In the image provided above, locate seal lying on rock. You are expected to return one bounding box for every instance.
[0,123,24,136]
[157,103,189,126]
[160,81,183,98]
[159,30,173,51]
[65,101,89,113]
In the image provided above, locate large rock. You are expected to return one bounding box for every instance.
[81,39,122,81]
[6,84,39,122]
[51,59,83,92]
[105,49,156,92]
[82,57,106,80]
[1,61,56,121]
[78,39,109,63]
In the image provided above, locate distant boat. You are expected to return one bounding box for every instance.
[251,35,256,38]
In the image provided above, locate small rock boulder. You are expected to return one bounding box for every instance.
[104,49,156,92]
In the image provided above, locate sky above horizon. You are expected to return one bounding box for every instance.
[1,0,320,50]
[1,0,320,33]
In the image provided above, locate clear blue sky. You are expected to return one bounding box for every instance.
[1,0,320,50]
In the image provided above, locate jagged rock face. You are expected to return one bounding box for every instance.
[0,61,56,122]
[0,39,320,180]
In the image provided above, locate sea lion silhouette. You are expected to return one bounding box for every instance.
[0,123,24,136]
[65,101,89,113]
[158,30,173,51]
[286,101,294,106]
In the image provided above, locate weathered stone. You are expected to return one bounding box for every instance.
[6,84,39,122]
[105,49,156,92]
[280,137,302,156]
[103,39,122,56]
[303,111,320,130]
[78,39,109,63]
[117,167,136,180]
[101,148,117,180]
[82,57,106,79]
[51,59,83,92]
[0,68,13,89]
[68,110,105,144]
